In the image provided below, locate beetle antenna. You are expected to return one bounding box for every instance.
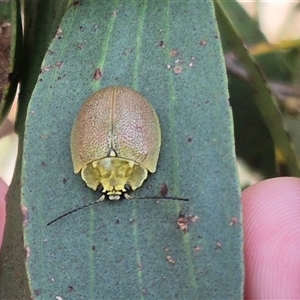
[130,196,189,201]
[47,196,189,226]
[47,198,101,226]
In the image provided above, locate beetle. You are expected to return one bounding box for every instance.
[47,86,188,225]
[71,86,161,201]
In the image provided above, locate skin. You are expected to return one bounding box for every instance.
[243,177,300,299]
[0,176,300,298]
[0,177,7,247]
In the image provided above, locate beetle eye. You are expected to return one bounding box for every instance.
[98,184,104,192]
[124,184,132,192]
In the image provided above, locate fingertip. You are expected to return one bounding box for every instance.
[0,177,8,248]
[243,177,300,299]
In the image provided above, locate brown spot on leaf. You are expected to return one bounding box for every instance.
[41,65,51,73]
[193,245,201,253]
[141,288,147,295]
[199,39,207,46]
[215,242,222,249]
[68,285,75,292]
[55,26,63,39]
[55,61,63,68]
[187,135,193,142]
[160,183,168,197]
[25,246,30,259]
[229,216,240,226]
[177,212,199,233]
[173,65,183,74]
[21,204,28,226]
[166,255,176,265]
[93,68,102,80]
[77,43,84,49]
[170,50,179,57]
[177,215,189,232]
[158,40,165,47]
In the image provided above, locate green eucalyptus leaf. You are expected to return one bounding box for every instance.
[22,1,243,299]
[16,0,73,131]
[0,1,71,299]
[216,0,300,177]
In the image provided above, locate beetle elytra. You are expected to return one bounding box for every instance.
[71,86,161,201]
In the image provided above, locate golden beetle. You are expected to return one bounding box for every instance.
[71,86,161,201]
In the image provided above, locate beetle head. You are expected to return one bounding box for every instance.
[81,156,148,199]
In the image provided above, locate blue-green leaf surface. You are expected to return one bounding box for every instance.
[16,0,73,131]
[22,1,243,298]
[0,1,71,299]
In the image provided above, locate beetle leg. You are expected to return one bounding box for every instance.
[98,194,106,202]
[124,193,131,199]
